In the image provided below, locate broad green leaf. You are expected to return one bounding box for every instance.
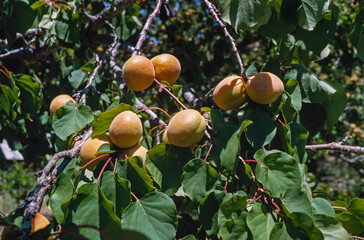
[120,191,178,240]
[52,101,94,141]
[255,151,302,198]
[199,190,225,236]
[146,143,192,195]
[288,212,323,239]
[280,93,297,124]
[245,110,277,149]
[299,103,326,138]
[50,166,82,224]
[181,158,218,202]
[91,103,133,137]
[217,0,272,31]
[99,172,131,218]
[277,125,295,157]
[313,214,350,240]
[336,212,364,235]
[269,222,292,240]
[348,198,364,225]
[181,235,197,240]
[297,0,330,30]
[295,4,337,57]
[0,85,20,117]
[289,123,308,163]
[68,69,87,89]
[218,212,248,240]
[54,16,81,44]
[217,191,247,226]
[312,198,335,217]
[117,156,154,194]
[282,187,312,215]
[284,79,302,112]
[61,183,121,240]
[258,0,299,40]
[209,109,223,132]
[213,120,252,172]
[323,81,347,129]
[247,203,275,240]
[7,0,36,35]
[13,74,42,115]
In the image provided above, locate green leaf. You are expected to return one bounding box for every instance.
[281,187,312,215]
[52,102,94,141]
[91,103,133,137]
[247,203,275,240]
[245,110,277,149]
[13,74,42,115]
[258,0,299,40]
[7,0,36,35]
[335,212,364,235]
[120,191,178,240]
[287,212,323,239]
[209,109,223,132]
[290,123,308,163]
[312,198,335,217]
[255,151,302,198]
[181,235,197,240]
[349,9,364,60]
[348,198,364,225]
[68,69,87,89]
[312,214,350,240]
[61,183,121,240]
[217,0,272,31]
[99,172,131,218]
[269,222,292,240]
[284,79,302,112]
[297,0,330,30]
[54,16,81,44]
[50,166,82,224]
[323,81,347,129]
[217,191,247,226]
[199,190,225,236]
[218,212,248,240]
[181,158,218,202]
[213,120,252,172]
[146,143,192,195]
[117,157,154,194]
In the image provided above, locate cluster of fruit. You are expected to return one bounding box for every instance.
[213,72,284,110]
[123,53,181,91]
[48,54,284,172]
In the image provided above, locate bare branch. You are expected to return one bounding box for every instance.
[0,45,62,61]
[132,0,164,56]
[201,0,247,81]
[306,136,364,154]
[17,128,92,238]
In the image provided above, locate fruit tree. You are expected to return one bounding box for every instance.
[1,0,364,239]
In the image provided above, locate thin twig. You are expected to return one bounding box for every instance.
[306,136,364,154]
[201,0,246,80]
[154,79,188,110]
[132,0,164,56]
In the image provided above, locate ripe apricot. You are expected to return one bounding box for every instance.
[246,72,284,104]
[162,130,170,144]
[151,54,181,85]
[109,111,143,149]
[31,212,50,233]
[49,94,75,117]
[213,75,247,110]
[122,55,155,91]
[166,109,206,147]
[119,144,148,167]
[80,134,111,171]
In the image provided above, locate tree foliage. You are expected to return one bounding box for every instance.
[0,0,364,239]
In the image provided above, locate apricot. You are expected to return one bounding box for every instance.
[162,130,170,144]
[246,72,284,104]
[119,144,148,167]
[213,75,248,110]
[166,109,206,147]
[49,94,76,117]
[122,55,155,91]
[80,134,111,171]
[109,111,143,149]
[31,212,50,233]
[151,54,181,85]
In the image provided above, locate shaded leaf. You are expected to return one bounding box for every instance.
[199,190,225,236]
[281,187,312,215]
[313,214,350,240]
[247,203,275,240]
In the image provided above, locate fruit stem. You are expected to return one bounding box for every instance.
[154,128,167,146]
[140,124,168,146]
[203,144,213,162]
[82,154,110,170]
[136,107,171,118]
[131,192,139,201]
[244,159,262,163]
[154,79,188,110]
[97,157,112,185]
[113,157,118,175]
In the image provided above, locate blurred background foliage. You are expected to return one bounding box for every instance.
[0,0,363,218]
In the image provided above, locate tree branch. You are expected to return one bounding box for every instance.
[306,136,364,154]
